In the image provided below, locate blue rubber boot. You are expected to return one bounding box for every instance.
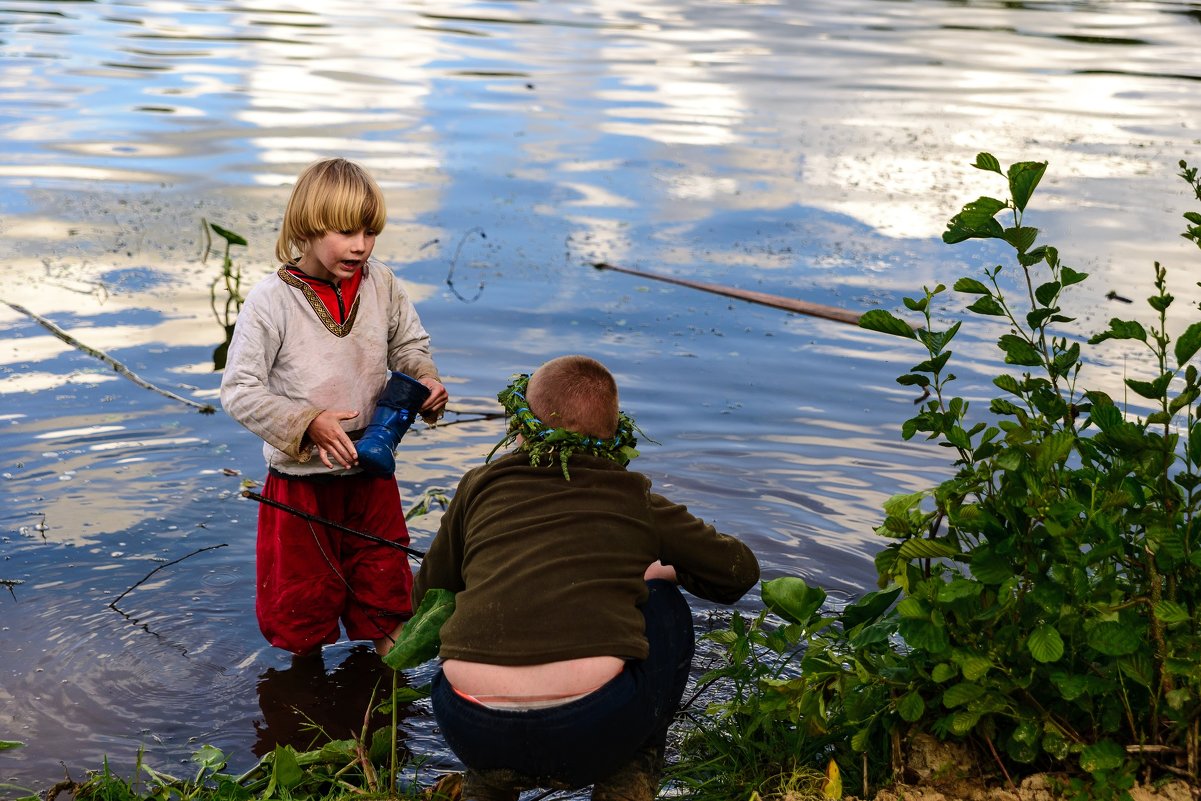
[356,371,431,476]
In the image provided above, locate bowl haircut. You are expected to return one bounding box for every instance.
[275,158,388,264]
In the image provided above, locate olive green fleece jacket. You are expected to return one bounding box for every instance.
[412,451,760,665]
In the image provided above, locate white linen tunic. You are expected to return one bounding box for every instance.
[219,259,440,477]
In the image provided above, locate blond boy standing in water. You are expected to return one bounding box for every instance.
[221,157,448,656]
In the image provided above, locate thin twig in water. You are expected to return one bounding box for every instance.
[445,227,486,303]
[2,300,217,414]
[2,578,23,600]
[109,543,228,607]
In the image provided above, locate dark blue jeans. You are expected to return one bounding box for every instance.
[430,580,695,787]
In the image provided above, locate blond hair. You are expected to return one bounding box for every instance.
[275,158,387,264]
[527,355,619,439]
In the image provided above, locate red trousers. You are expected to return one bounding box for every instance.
[255,471,415,655]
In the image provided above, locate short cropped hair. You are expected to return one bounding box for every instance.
[275,158,388,264]
[527,355,619,439]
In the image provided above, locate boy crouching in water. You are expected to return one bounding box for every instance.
[412,355,760,801]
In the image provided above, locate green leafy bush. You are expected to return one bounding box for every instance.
[674,155,1201,800]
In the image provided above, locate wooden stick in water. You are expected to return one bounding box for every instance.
[592,262,862,326]
[2,299,217,414]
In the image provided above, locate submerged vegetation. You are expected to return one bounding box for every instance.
[8,154,1201,801]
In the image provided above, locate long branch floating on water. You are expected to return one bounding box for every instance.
[592,262,864,326]
[1,299,217,414]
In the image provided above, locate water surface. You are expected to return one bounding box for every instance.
[1,0,1198,795]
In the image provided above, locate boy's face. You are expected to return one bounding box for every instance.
[297,227,377,284]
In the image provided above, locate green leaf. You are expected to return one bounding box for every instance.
[1175,322,1201,366]
[267,745,305,795]
[1119,653,1155,689]
[859,309,918,339]
[383,588,456,670]
[1089,318,1147,344]
[1061,266,1088,285]
[193,744,226,771]
[954,277,992,295]
[898,538,960,560]
[1125,371,1173,401]
[209,222,248,247]
[932,662,958,682]
[967,296,1006,316]
[998,334,1042,366]
[0,740,23,750]
[1086,621,1141,656]
[942,682,985,708]
[949,708,981,735]
[1051,671,1090,701]
[1154,600,1191,624]
[970,551,1012,584]
[883,491,927,516]
[993,374,1021,394]
[897,691,926,722]
[899,617,950,653]
[1034,281,1061,307]
[1035,430,1075,471]
[1008,160,1047,213]
[936,579,982,603]
[944,197,1007,244]
[1002,226,1039,254]
[957,654,993,681]
[1027,624,1064,663]
[973,152,1002,174]
[896,597,928,619]
[762,576,827,626]
[841,586,902,630]
[1080,740,1124,773]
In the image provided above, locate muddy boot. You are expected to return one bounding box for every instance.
[356,371,431,476]
[590,744,664,801]
[460,768,524,801]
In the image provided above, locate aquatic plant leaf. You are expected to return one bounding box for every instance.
[265,745,304,796]
[384,588,456,670]
[0,740,22,750]
[192,744,226,771]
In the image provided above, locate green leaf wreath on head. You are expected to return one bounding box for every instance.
[487,372,646,479]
